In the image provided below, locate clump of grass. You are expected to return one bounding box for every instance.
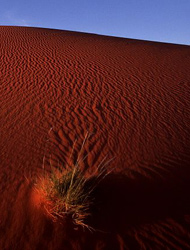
[38,165,94,230]
[36,132,114,231]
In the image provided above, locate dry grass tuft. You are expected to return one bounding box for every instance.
[37,166,94,230]
[35,132,114,231]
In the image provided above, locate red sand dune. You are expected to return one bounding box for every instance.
[0,26,190,250]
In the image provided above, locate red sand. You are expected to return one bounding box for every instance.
[0,26,190,249]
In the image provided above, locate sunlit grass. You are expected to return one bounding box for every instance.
[35,132,114,231]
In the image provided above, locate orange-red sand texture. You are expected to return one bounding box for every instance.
[0,26,190,249]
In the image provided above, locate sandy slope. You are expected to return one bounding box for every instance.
[0,26,190,250]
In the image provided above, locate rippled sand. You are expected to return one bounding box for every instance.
[0,26,190,249]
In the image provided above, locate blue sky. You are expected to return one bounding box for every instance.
[0,0,189,45]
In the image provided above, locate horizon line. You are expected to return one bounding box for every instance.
[0,25,189,47]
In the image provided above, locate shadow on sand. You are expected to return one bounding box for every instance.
[34,157,190,250]
[88,172,190,233]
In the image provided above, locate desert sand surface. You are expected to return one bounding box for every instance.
[0,26,190,250]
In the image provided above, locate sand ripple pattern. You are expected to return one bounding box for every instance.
[0,26,190,249]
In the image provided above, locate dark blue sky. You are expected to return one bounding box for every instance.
[0,0,189,45]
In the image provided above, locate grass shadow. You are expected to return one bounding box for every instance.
[87,171,190,233]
